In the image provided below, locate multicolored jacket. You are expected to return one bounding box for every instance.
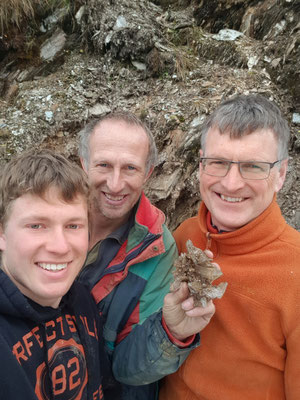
[79,193,199,399]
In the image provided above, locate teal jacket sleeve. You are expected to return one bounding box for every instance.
[112,310,200,385]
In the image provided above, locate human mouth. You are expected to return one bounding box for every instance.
[38,263,68,271]
[220,194,244,203]
[104,193,126,201]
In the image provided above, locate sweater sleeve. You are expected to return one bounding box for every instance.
[283,242,300,399]
[285,322,300,399]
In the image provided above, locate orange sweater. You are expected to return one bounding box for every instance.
[160,198,300,400]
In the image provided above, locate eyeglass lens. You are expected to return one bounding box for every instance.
[203,159,271,180]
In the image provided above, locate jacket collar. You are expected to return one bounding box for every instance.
[127,192,165,251]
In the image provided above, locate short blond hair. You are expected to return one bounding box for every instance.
[0,149,89,226]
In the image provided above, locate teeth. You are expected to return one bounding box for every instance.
[39,263,67,271]
[105,193,125,201]
[220,194,243,203]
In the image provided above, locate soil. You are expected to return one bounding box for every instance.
[0,0,299,230]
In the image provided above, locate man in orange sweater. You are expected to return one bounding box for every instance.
[160,94,300,400]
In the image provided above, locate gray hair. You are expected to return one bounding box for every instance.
[200,94,290,160]
[78,111,158,174]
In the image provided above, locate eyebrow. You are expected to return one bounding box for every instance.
[18,215,87,223]
[204,156,270,162]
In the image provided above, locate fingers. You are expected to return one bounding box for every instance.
[163,289,216,340]
[212,262,221,271]
[165,282,189,307]
[181,296,195,311]
[184,300,215,318]
[204,249,213,258]
[204,249,221,271]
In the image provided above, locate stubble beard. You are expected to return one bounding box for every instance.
[91,192,125,222]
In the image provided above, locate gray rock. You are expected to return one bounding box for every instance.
[292,113,300,124]
[212,29,244,41]
[89,104,111,117]
[40,29,66,61]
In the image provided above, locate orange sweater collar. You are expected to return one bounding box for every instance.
[198,196,286,255]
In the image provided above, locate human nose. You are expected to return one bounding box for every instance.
[106,169,125,193]
[45,228,70,254]
[220,163,245,190]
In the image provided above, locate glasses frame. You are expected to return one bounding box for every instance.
[199,157,282,180]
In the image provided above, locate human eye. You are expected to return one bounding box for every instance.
[242,162,266,172]
[122,164,137,174]
[27,223,43,229]
[97,163,108,168]
[207,159,228,168]
[67,224,79,229]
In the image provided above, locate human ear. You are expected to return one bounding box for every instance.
[275,159,288,192]
[0,224,6,251]
[199,149,204,175]
[80,157,88,173]
[144,165,154,183]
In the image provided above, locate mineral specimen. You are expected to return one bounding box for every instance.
[171,239,228,307]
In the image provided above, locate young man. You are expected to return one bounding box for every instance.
[0,150,106,399]
[78,112,216,399]
[160,94,300,400]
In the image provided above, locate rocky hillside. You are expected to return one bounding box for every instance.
[0,0,299,230]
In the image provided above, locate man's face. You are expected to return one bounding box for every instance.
[0,187,88,308]
[199,127,287,231]
[82,120,151,226]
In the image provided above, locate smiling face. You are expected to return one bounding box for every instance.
[199,127,287,231]
[0,187,88,308]
[82,119,152,228]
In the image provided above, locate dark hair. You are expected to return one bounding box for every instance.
[78,111,158,174]
[200,94,290,160]
[0,149,89,226]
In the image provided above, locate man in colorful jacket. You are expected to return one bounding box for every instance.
[160,94,300,400]
[77,112,216,399]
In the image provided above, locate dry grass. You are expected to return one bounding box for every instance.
[0,0,39,33]
[0,0,69,34]
[174,49,197,81]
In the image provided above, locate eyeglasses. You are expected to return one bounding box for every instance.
[200,158,282,180]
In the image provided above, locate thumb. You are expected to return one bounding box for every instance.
[166,282,190,307]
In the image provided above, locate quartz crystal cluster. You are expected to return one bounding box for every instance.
[171,240,228,307]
